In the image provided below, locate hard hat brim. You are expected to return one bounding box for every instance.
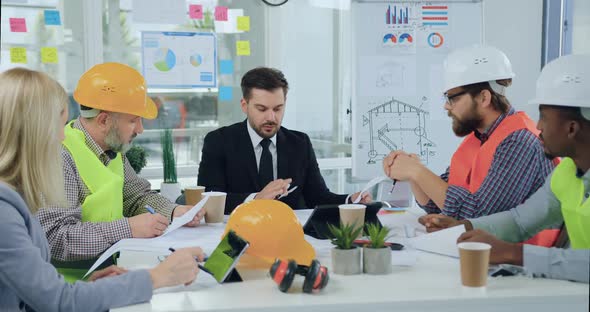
[143,96,158,120]
[528,97,588,108]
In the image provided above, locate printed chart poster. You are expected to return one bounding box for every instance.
[142,31,217,88]
[352,1,482,179]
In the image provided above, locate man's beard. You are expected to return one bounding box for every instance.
[104,124,135,153]
[253,121,278,139]
[449,101,483,137]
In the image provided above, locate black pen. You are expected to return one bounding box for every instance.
[168,247,211,275]
[388,179,398,194]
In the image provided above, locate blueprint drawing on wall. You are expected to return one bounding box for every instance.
[363,97,436,165]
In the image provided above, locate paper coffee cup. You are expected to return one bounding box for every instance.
[184,186,205,206]
[458,242,491,288]
[338,204,366,238]
[202,191,226,223]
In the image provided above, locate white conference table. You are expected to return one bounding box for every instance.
[113,208,589,312]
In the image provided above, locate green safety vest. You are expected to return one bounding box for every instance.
[550,157,590,249]
[55,121,124,282]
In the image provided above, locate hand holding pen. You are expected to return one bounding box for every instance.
[383,151,421,182]
[127,205,169,238]
[168,248,212,276]
[149,247,206,288]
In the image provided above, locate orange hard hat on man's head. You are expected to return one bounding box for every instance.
[73,62,157,119]
[224,200,315,268]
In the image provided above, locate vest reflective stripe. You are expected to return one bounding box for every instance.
[56,122,125,281]
[448,112,559,247]
[550,158,590,249]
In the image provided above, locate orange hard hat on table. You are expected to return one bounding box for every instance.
[224,200,316,269]
[73,62,157,119]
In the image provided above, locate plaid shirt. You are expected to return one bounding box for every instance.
[37,119,176,261]
[419,108,554,220]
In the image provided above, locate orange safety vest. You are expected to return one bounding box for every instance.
[448,112,560,247]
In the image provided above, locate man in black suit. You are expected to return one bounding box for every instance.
[198,67,371,214]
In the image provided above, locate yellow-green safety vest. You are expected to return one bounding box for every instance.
[55,121,124,282]
[550,157,590,249]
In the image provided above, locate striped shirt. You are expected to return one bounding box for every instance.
[37,119,176,261]
[419,108,555,220]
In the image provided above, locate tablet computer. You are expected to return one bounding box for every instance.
[303,202,383,239]
[202,230,249,283]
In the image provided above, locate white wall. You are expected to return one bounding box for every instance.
[267,0,545,129]
[483,0,544,119]
[572,0,590,54]
[266,1,336,135]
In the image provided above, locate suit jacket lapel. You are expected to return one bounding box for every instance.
[239,120,261,189]
[276,128,289,180]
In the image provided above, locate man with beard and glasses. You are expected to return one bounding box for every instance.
[197,67,370,213]
[418,55,590,283]
[383,46,558,246]
[37,63,205,282]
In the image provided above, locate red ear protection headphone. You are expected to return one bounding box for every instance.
[269,259,329,293]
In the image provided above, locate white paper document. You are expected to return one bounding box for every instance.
[163,196,208,235]
[353,176,391,203]
[406,224,466,258]
[84,198,210,277]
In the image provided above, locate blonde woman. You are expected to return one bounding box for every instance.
[0,68,205,311]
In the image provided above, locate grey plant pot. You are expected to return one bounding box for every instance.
[331,247,361,275]
[363,247,392,275]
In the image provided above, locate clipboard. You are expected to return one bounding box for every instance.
[202,230,249,283]
[303,202,384,239]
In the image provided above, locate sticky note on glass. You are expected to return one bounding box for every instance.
[44,10,62,25]
[189,4,203,19]
[41,47,58,63]
[9,18,27,32]
[10,47,27,63]
[215,6,228,21]
[236,41,251,56]
[237,16,250,31]
[219,86,233,101]
[219,60,234,75]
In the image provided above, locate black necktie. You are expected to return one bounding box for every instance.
[258,139,273,187]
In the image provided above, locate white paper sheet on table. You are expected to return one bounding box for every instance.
[353,176,391,203]
[406,224,465,258]
[84,198,215,278]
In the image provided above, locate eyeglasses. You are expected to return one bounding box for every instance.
[444,90,468,106]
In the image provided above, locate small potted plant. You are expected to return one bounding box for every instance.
[125,144,148,174]
[328,222,363,275]
[363,223,392,275]
[160,129,180,201]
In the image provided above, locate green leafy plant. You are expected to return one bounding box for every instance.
[125,145,148,174]
[161,129,177,183]
[365,223,392,249]
[328,222,363,250]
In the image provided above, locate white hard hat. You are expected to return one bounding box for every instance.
[528,54,590,120]
[443,45,515,94]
